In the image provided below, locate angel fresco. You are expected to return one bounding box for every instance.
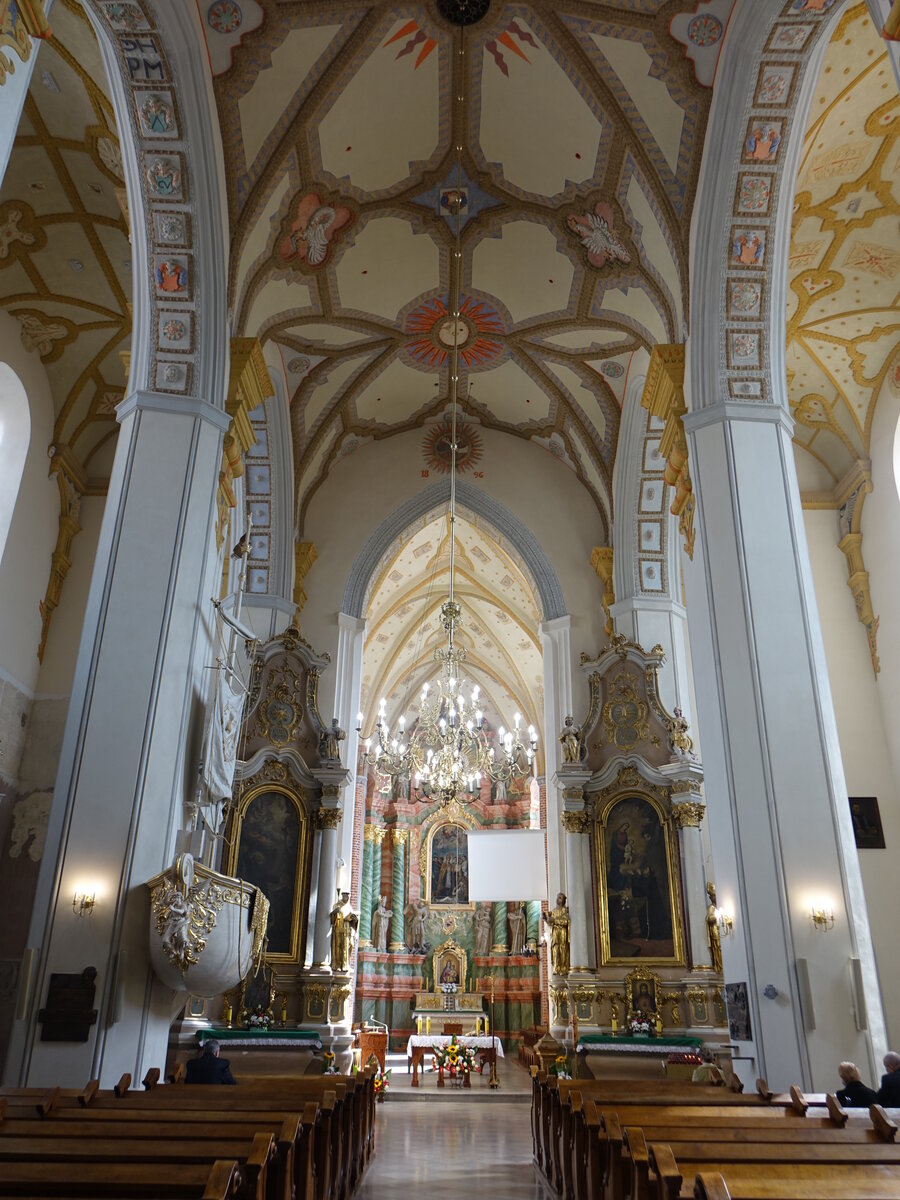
[279,192,353,270]
[567,202,631,269]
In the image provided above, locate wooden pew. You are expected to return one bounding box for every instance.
[0,1157,243,1198]
[693,1166,900,1200]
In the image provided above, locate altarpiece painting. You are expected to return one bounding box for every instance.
[228,785,310,961]
[426,820,471,907]
[597,794,684,965]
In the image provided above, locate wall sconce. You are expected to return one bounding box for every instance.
[73,887,97,917]
[716,907,735,937]
[810,900,834,932]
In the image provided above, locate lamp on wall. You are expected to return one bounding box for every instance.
[72,885,97,917]
[715,905,735,936]
[809,899,835,932]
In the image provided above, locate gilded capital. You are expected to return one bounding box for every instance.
[670,801,705,828]
[364,823,386,844]
[392,827,408,845]
[314,807,342,831]
[562,810,592,835]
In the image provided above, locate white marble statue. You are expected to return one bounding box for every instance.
[508,901,526,956]
[474,905,492,957]
[404,897,428,951]
[372,895,392,953]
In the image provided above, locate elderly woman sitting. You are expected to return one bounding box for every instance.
[836,1061,877,1107]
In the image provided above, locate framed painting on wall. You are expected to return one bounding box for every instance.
[849,797,885,849]
[227,783,311,962]
[423,819,474,908]
[595,792,685,966]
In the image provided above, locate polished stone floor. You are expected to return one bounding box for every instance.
[357,1099,543,1199]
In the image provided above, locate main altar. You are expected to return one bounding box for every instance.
[411,939,486,1035]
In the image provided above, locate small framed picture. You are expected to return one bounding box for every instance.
[849,797,885,849]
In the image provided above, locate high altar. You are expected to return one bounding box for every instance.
[412,940,486,1035]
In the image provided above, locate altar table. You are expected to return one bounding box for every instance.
[405,1035,504,1087]
[196,1028,323,1049]
[576,1034,702,1055]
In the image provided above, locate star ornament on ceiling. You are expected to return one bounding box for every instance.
[566,203,631,270]
[404,294,505,371]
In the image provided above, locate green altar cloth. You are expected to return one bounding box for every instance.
[577,1033,702,1050]
[197,1027,322,1047]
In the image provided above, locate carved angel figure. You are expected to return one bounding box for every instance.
[279,193,353,270]
[567,203,631,269]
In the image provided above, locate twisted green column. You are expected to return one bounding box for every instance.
[492,901,508,953]
[526,900,541,951]
[390,828,407,950]
[358,825,378,946]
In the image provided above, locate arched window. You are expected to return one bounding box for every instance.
[0,363,30,570]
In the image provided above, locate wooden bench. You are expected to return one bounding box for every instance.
[0,1158,243,1198]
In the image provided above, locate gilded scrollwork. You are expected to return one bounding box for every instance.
[256,669,304,746]
[150,875,225,975]
[561,809,592,835]
[600,669,650,749]
[313,806,342,830]
[670,801,705,829]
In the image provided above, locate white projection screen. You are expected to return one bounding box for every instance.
[467,829,548,902]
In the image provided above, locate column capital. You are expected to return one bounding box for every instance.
[562,810,592,835]
[314,807,343,831]
[391,827,408,845]
[116,389,233,432]
[670,801,706,829]
[364,823,386,844]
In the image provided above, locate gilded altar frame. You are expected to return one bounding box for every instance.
[432,939,468,993]
[419,802,476,910]
[225,781,311,964]
[593,782,686,967]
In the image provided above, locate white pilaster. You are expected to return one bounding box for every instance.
[334,612,367,877]
[312,818,341,969]
[541,616,572,904]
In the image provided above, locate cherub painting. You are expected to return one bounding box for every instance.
[567,202,631,269]
[279,192,353,270]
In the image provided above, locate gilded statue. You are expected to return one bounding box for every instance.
[559,716,586,764]
[543,892,571,976]
[706,881,723,975]
[329,891,358,973]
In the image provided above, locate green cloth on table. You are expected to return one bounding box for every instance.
[578,1033,703,1048]
[196,1027,321,1041]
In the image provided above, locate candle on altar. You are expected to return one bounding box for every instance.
[656,1012,663,1036]
[426,1016,431,1034]
[611,1011,617,1035]
[416,1015,422,1035]
[483,1015,489,1034]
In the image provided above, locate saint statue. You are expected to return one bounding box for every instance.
[371,895,392,953]
[706,881,723,974]
[543,892,571,976]
[320,718,345,763]
[559,716,585,764]
[508,901,526,956]
[404,897,428,952]
[474,905,492,956]
[329,891,358,973]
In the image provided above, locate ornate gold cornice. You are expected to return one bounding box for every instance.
[670,801,705,828]
[217,338,273,548]
[590,546,615,639]
[313,807,342,831]
[293,541,317,613]
[562,810,591,835]
[640,344,694,559]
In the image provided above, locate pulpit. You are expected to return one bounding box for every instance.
[412,939,485,1035]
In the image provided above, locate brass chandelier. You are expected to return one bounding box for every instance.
[357,29,536,805]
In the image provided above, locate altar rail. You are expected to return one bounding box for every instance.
[532,1071,900,1200]
[0,1064,376,1200]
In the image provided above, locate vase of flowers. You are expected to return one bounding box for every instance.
[432,1035,476,1087]
[242,1005,271,1031]
[373,1068,391,1102]
[322,1050,338,1075]
[548,1053,572,1081]
[628,1016,652,1037]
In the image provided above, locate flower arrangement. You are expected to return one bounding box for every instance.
[628,1016,652,1036]
[322,1050,338,1075]
[432,1035,476,1082]
[373,1068,391,1101]
[440,982,458,995]
[548,1053,572,1080]
[242,1004,271,1030]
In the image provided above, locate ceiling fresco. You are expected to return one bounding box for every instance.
[207,0,721,534]
[360,508,544,742]
[0,0,130,486]
[788,3,900,497]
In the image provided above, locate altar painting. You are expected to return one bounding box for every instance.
[426,821,471,907]
[597,794,684,965]
[229,786,309,961]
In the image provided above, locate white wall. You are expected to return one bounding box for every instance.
[300,426,608,723]
[803,503,899,1048]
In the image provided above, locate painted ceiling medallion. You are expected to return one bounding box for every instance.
[422,416,483,475]
[566,203,631,270]
[278,192,353,271]
[405,294,504,371]
[435,0,491,28]
[208,1,242,34]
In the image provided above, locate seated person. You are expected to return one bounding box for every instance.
[836,1061,877,1107]
[691,1048,724,1086]
[185,1038,236,1085]
[877,1051,900,1107]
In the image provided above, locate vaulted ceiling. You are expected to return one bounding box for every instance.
[0,0,130,486]
[789,3,900,497]
[360,508,543,740]
[208,0,719,536]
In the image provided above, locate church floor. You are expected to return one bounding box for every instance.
[356,1098,543,1199]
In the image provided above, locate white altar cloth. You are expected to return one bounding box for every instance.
[405,1035,505,1057]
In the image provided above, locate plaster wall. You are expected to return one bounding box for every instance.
[803,505,898,1050]
[301,427,607,725]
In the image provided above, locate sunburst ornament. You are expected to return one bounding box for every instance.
[404,294,504,371]
[423,416,483,475]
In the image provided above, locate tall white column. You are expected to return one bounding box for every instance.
[311,806,342,969]
[333,613,366,873]
[683,401,886,1090]
[4,393,229,1088]
[671,794,710,970]
[541,616,573,904]
[558,771,595,973]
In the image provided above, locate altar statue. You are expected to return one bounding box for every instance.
[559,715,585,763]
[404,897,428,952]
[372,895,392,953]
[706,881,723,974]
[329,891,358,973]
[474,905,492,956]
[544,892,571,976]
[319,718,345,763]
[508,901,526,956]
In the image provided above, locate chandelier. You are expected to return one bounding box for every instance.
[357,29,537,805]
